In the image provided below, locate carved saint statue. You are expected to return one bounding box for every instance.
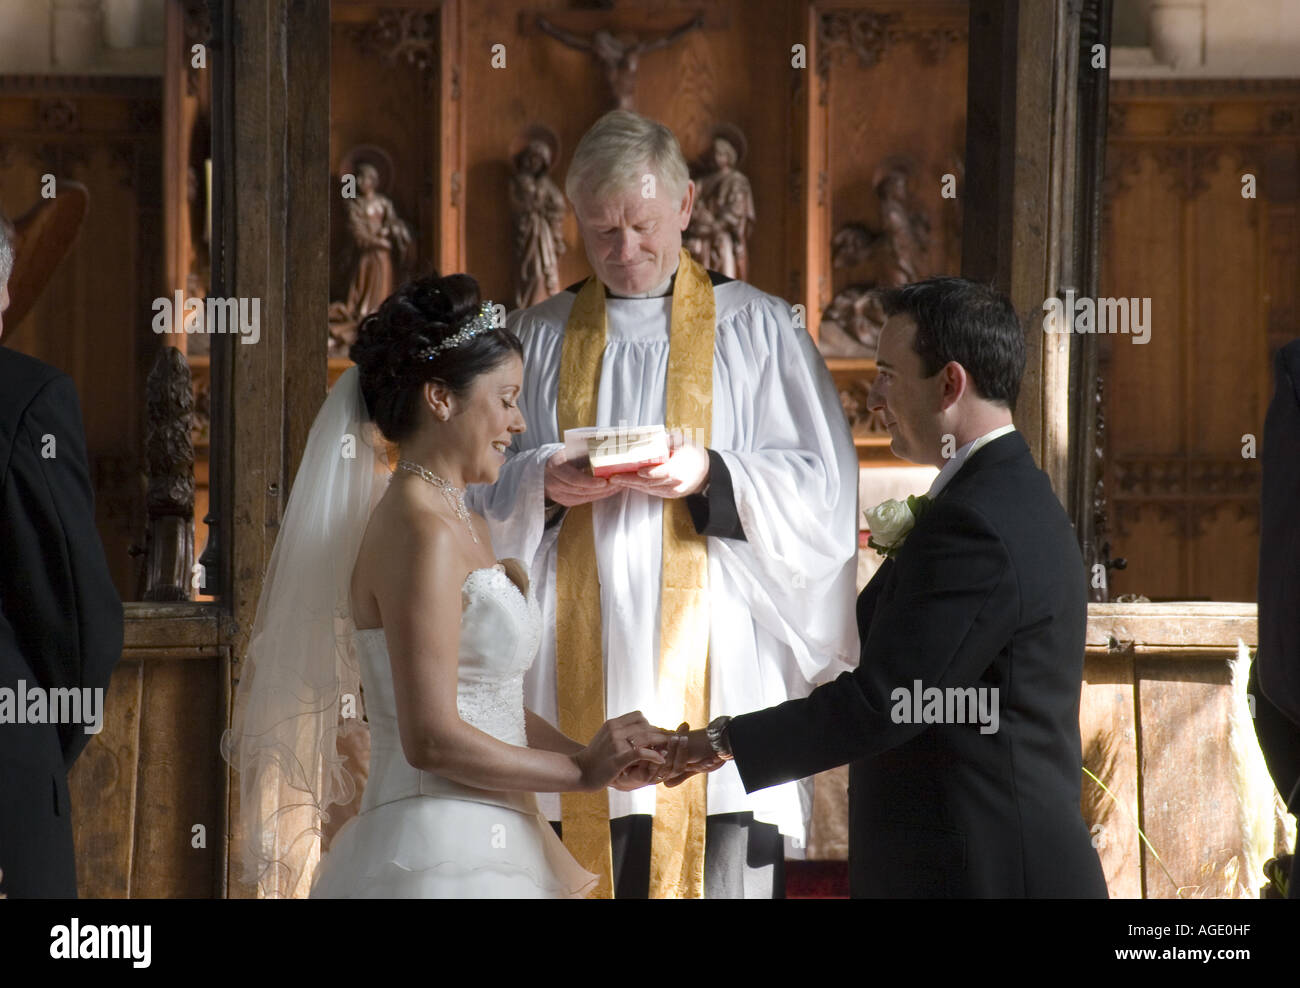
[873,162,930,287]
[536,14,703,111]
[817,284,887,359]
[819,157,931,359]
[830,222,881,270]
[684,130,755,281]
[329,162,413,357]
[510,136,567,310]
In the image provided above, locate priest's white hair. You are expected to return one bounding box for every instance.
[565,109,690,208]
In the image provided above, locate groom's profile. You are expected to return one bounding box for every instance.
[674,276,1109,898]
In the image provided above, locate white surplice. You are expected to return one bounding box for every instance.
[467,278,859,842]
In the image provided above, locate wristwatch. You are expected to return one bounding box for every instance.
[705,715,734,760]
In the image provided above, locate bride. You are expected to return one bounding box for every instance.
[222,274,671,898]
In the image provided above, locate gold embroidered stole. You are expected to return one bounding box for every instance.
[555,247,713,898]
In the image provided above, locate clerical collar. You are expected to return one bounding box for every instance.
[605,262,679,299]
[927,423,1017,499]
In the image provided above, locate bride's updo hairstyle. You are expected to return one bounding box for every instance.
[350,273,523,443]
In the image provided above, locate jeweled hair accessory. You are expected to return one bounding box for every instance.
[415,301,498,362]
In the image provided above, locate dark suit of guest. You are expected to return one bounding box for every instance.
[0,346,123,898]
[727,431,1107,897]
[1251,339,1300,897]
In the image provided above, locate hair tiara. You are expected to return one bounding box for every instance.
[414,300,498,363]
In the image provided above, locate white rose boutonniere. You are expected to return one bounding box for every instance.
[864,494,932,559]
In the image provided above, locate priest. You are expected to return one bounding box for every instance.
[469,109,859,898]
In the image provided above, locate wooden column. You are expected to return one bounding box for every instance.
[438,0,465,276]
[212,0,331,898]
[963,0,1070,495]
[800,1,829,341]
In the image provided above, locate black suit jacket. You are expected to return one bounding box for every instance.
[728,431,1107,897]
[1252,341,1300,900]
[0,346,123,898]
[1256,341,1300,740]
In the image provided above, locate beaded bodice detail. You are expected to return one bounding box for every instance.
[352,562,540,809]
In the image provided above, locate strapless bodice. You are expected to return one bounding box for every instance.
[309,561,594,897]
[352,561,542,814]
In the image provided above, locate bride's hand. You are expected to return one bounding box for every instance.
[571,711,668,792]
[610,753,670,791]
[610,722,689,790]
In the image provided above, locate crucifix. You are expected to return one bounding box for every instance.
[536,14,704,111]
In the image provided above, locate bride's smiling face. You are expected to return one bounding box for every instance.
[435,353,526,486]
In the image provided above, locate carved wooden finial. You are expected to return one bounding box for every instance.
[142,345,196,601]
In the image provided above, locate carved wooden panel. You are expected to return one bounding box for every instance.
[67,659,142,898]
[818,2,967,316]
[1136,659,1245,898]
[67,606,227,898]
[1100,80,1299,602]
[1079,653,1142,899]
[130,652,225,896]
[1082,603,1283,899]
[809,1,968,465]
[457,3,802,306]
[330,5,440,304]
[0,75,164,601]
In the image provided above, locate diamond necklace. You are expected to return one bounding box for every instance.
[396,459,479,544]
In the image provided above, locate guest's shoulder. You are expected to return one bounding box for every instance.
[0,346,69,423]
[1276,338,1300,381]
[0,344,63,384]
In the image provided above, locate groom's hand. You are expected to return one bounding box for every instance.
[610,756,666,791]
[609,722,689,791]
[662,725,726,787]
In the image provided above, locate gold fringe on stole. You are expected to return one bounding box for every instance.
[554,248,715,898]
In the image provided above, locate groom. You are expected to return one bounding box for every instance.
[671,277,1108,897]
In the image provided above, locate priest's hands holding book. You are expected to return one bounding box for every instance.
[545,448,620,506]
[608,435,710,499]
[545,429,710,505]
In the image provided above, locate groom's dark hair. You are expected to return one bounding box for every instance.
[879,277,1026,412]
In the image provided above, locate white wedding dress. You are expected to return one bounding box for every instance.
[309,561,596,898]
